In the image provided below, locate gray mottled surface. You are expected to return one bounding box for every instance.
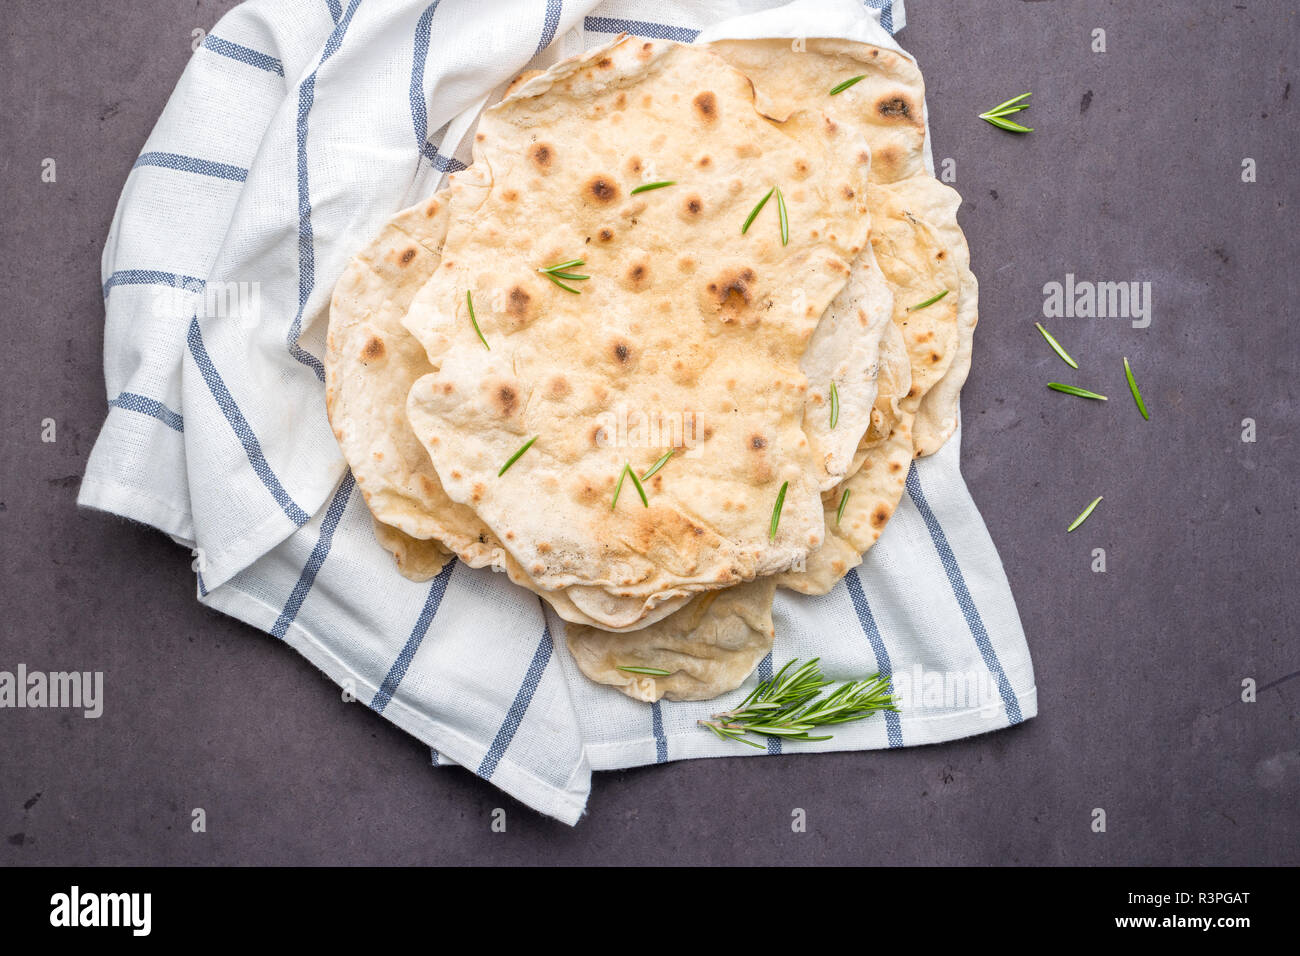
[1,0,1296,865]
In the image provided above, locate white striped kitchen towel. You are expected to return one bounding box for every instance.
[80,0,1036,826]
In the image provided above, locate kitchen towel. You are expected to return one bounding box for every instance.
[79,0,1036,825]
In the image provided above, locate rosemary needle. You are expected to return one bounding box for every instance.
[775,185,789,246]
[497,435,538,476]
[641,449,674,481]
[610,465,627,510]
[1123,357,1150,420]
[769,480,789,541]
[835,488,851,526]
[829,381,840,429]
[829,74,867,96]
[627,464,649,507]
[630,180,675,194]
[466,290,489,350]
[1047,382,1108,401]
[618,665,672,676]
[1067,495,1103,532]
[908,289,949,311]
[742,187,774,234]
[1035,322,1077,368]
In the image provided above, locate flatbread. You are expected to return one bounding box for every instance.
[403,38,875,613]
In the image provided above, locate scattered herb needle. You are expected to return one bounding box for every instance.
[1123,357,1149,420]
[829,74,867,96]
[537,257,589,294]
[769,480,789,541]
[630,180,675,194]
[835,488,851,526]
[1035,322,1077,369]
[497,435,538,476]
[627,464,649,507]
[775,185,789,246]
[641,449,674,481]
[979,92,1034,132]
[1067,495,1103,532]
[908,289,949,311]
[618,665,672,676]
[610,465,628,510]
[1047,382,1108,401]
[742,187,774,234]
[466,290,490,350]
[829,381,840,429]
[699,658,897,749]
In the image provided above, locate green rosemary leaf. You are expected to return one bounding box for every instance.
[547,270,590,280]
[1123,357,1150,420]
[769,480,789,541]
[466,290,489,350]
[542,273,583,294]
[985,91,1032,114]
[829,381,840,429]
[835,488,851,526]
[981,113,1034,133]
[630,180,676,194]
[497,435,538,477]
[775,186,789,246]
[1047,382,1108,401]
[540,258,584,272]
[742,187,774,234]
[908,289,949,311]
[641,449,674,481]
[610,464,628,510]
[1067,495,1103,532]
[829,74,867,96]
[617,665,673,676]
[1035,322,1077,368]
[627,464,649,507]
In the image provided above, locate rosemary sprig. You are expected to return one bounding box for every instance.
[1123,357,1149,420]
[829,380,840,429]
[641,449,674,480]
[769,480,789,541]
[466,290,490,350]
[775,185,789,246]
[627,464,649,507]
[829,74,867,96]
[538,257,589,294]
[1035,322,1077,368]
[1067,495,1103,532]
[1048,382,1107,401]
[908,289,949,311]
[835,488,851,526]
[699,658,896,749]
[618,665,672,676]
[742,187,774,234]
[630,180,675,194]
[498,435,538,476]
[979,92,1034,132]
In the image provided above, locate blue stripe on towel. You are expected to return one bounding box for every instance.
[650,701,668,763]
[535,0,564,54]
[134,151,249,182]
[583,16,699,43]
[271,471,354,638]
[201,34,285,76]
[288,0,361,383]
[477,618,554,779]
[102,269,204,300]
[186,316,311,526]
[371,561,457,713]
[410,2,468,173]
[757,652,782,754]
[326,0,343,25]
[864,0,896,35]
[905,467,1023,724]
[844,570,904,747]
[108,391,184,432]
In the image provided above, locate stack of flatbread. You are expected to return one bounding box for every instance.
[326,36,975,703]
